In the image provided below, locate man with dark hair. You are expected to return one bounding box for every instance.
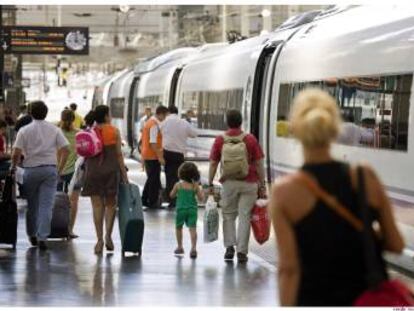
[69,102,84,129]
[141,105,169,209]
[208,109,266,263]
[160,105,197,208]
[11,100,70,251]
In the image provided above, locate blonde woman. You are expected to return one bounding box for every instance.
[58,109,80,239]
[270,89,404,306]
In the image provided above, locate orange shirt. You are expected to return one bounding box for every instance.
[141,117,162,160]
[97,124,117,146]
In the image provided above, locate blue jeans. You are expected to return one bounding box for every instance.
[23,166,58,241]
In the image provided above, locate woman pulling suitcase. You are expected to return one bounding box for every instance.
[81,105,129,255]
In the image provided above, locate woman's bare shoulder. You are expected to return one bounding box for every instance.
[272,175,300,202]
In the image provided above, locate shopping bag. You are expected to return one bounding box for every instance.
[251,199,270,244]
[68,157,85,195]
[203,195,219,243]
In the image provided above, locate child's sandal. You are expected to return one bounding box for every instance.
[190,250,197,259]
[174,247,184,255]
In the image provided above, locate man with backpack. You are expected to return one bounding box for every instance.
[208,109,266,263]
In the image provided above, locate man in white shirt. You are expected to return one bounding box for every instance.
[160,106,198,208]
[11,101,69,251]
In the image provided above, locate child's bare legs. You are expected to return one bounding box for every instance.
[189,227,197,258]
[175,227,184,254]
[189,227,197,251]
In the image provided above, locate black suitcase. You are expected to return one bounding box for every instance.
[118,183,144,257]
[0,173,18,249]
[49,191,70,239]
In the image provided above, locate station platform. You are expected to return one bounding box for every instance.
[0,159,278,307]
[0,158,413,307]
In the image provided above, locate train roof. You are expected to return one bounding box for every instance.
[276,5,414,82]
[133,47,198,75]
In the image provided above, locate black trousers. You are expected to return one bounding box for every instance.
[164,149,184,207]
[142,160,161,208]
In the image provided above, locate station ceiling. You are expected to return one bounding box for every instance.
[9,5,324,70]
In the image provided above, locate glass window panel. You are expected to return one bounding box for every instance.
[276,73,413,151]
[182,88,243,131]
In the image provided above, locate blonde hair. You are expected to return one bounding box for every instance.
[289,88,341,148]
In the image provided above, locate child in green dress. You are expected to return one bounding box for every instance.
[170,162,204,259]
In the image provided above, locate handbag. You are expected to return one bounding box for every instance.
[293,167,414,307]
[353,166,414,306]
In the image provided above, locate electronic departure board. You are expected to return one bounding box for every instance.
[0,26,89,55]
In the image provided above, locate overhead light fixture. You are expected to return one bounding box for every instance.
[73,13,92,17]
[119,5,130,13]
[261,9,271,17]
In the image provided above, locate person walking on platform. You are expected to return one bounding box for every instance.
[208,109,266,263]
[0,120,12,178]
[139,107,152,133]
[141,105,169,210]
[15,103,32,134]
[11,100,70,251]
[81,105,129,255]
[270,89,404,306]
[161,106,198,208]
[170,162,204,258]
[70,103,84,129]
[57,109,80,239]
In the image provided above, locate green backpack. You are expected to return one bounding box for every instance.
[220,133,249,180]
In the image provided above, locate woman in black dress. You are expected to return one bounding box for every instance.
[270,89,404,306]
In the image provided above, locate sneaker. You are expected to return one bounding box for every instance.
[38,241,48,251]
[237,252,248,263]
[29,236,38,246]
[224,246,235,261]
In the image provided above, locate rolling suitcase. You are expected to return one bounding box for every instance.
[0,173,18,249]
[49,191,70,239]
[118,183,144,257]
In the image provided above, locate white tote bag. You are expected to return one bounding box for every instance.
[203,195,219,243]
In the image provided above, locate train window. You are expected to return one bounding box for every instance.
[109,98,124,119]
[136,95,162,118]
[181,88,244,131]
[276,73,413,151]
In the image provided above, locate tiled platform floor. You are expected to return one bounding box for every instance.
[1,159,414,306]
[0,160,278,307]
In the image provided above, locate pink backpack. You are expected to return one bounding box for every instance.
[75,127,103,158]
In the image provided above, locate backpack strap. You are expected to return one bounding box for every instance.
[223,133,247,143]
[291,171,364,232]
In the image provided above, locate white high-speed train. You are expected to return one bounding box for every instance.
[94,6,414,205]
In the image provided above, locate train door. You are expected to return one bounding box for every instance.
[251,41,284,182]
[126,76,140,154]
[169,67,183,107]
[251,44,277,144]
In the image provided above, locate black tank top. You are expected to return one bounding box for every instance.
[295,161,386,306]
